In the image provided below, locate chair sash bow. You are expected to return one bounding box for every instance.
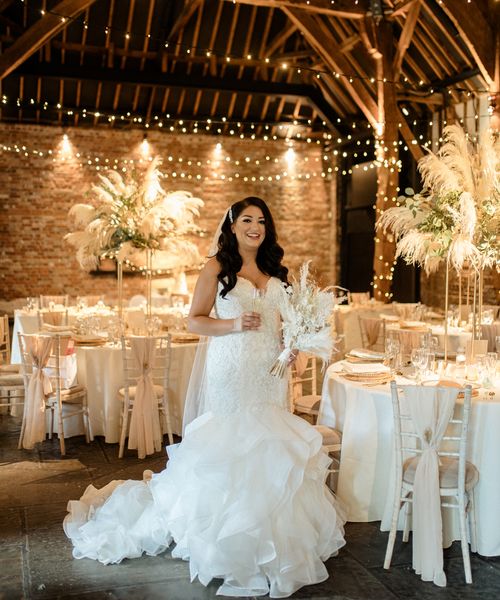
[22,337,53,449]
[128,338,162,459]
[405,385,459,587]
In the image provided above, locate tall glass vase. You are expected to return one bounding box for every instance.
[117,259,124,320]
[146,248,153,319]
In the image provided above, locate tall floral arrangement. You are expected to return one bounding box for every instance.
[377,125,500,273]
[65,157,204,271]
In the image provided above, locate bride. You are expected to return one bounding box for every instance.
[64,197,346,598]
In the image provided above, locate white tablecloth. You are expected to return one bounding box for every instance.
[33,342,196,442]
[75,342,197,442]
[319,364,500,556]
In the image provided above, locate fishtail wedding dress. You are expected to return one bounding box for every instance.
[64,277,345,598]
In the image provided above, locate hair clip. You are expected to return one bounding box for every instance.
[228,207,233,224]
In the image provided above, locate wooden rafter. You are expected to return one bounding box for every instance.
[387,0,418,20]
[0,0,98,80]
[283,8,379,127]
[255,6,274,80]
[437,0,495,86]
[168,0,202,41]
[224,0,366,19]
[264,24,296,57]
[20,61,337,124]
[392,0,421,80]
[229,4,258,118]
[186,0,203,76]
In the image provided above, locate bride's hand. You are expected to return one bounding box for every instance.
[233,311,261,332]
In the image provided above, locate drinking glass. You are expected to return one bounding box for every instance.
[145,316,162,337]
[384,335,400,375]
[252,288,265,314]
[411,348,427,383]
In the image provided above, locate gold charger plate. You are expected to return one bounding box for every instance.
[171,334,200,344]
[341,371,392,385]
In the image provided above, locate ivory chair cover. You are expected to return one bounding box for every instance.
[385,383,478,586]
[358,316,385,351]
[37,309,69,328]
[405,385,457,586]
[18,334,91,454]
[119,335,173,459]
[19,336,54,449]
[128,337,162,458]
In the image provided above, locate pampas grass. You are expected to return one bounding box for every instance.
[378,125,499,273]
[65,157,204,271]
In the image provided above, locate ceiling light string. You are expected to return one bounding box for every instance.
[19,2,490,96]
[2,94,491,144]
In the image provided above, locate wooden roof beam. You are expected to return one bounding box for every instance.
[168,0,202,41]
[392,0,421,80]
[225,0,366,19]
[283,8,379,127]
[17,61,340,126]
[437,0,495,86]
[387,0,418,20]
[0,0,98,80]
[264,24,297,57]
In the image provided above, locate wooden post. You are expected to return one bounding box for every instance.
[372,19,399,303]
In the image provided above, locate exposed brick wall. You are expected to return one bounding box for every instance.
[0,124,336,303]
[421,267,499,309]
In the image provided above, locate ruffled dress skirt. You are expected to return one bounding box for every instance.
[64,406,346,598]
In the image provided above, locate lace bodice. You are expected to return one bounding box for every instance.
[204,277,288,416]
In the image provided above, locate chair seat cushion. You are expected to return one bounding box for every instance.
[0,373,24,386]
[314,425,342,446]
[294,394,321,413]
[47,384,86,404]
[403,456,479,490]
[118,385,164,400]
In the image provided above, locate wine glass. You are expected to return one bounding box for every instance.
[411,348,427,383]
[384,335,400,375]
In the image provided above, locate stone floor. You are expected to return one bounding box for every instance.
[1,415,499,600]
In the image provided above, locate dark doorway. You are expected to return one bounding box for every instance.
[339,159,420,302]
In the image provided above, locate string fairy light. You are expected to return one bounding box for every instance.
[14,1,491,98]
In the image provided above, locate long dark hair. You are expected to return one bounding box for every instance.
[215,197,288,297]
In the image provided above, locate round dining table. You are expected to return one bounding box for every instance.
[319,362,500,557]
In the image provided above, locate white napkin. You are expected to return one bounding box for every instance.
[349,348,385,360]
[342,361,390,374]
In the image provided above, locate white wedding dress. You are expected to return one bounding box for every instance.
[64,277,346,598]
